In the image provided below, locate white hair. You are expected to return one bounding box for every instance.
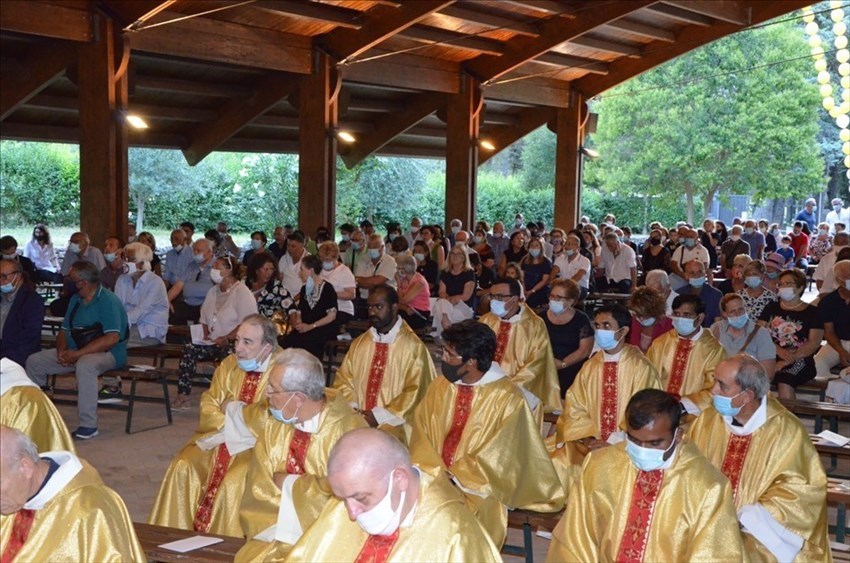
[645,269,670,290]
[274,348,325,400]
[124,242,153,263]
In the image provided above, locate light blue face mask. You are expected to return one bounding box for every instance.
[688,276,706,289]
[727,314,749,329]
[0,282,15,294]
[672,316,697,336]
[744,276,761,288]
[104,252,117,263]
[549,300,566,314]
[237,344,268,372]
[369,248,380,260]
[594,329,621,351]
[745,227,755,235]
[305,276,316,295]
[351,242,361,251]
[414,253,426,262]
[68,242,81,254]
[766,271,779,280]
[626,432,678,472]
[712,390,746,417]
[490,299,508,318]
[322,261,335,271]
[638,316,656,327]
[251,239,263,250]
[193,252,205,263]
[529,248,541,258]
[684,238,696,248]
[270,395,299,425]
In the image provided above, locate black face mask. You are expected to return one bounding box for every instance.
[441,360,465,383]
[650,238,661,246]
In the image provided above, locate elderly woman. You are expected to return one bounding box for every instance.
[395,254,431,330]
[711,293,776,379]
[627,286,673,352]
[283,255,338,361]
[172,256,258,409]
[716,253,750,295]
[758,269,824,399]
[246,252,296,320]
[544,279,593,397]
[431,245,476,338]
[137,231,162,277]
[737,260,777,320]
[809,222,833,264]
[318,241,356,325]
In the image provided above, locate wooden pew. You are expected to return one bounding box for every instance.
[828,478,850,544]
[134,523,244,562]
[502,508,564,563]
[778,397,850,434]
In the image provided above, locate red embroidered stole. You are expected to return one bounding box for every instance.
[354,528,400,563]
[285,429,312,475]
[616,470,665,563]
[365,343,389,411]
[720,434,752,501]
[665,338,694,399]
[493,321,512,363]
[193,370,262,532]
[441,386,474,468]
[1,509,35,563]
[599,361,619,441]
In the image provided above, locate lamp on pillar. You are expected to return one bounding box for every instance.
[124,113,149,129]
[332,128,356,144]
[579,146,599,160]
[478,139,496,151]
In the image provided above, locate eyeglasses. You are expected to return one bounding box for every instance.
[0,272,19,282]
[490,293,514,302]
[550,295,571,302]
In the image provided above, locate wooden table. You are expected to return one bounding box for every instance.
[134,523,244,562]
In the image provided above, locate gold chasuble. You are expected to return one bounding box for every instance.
[547,345,661,491]
[646,328,725,412]
[546,441,743,562]
[689,396,832,562]
[149,350,281,536]
[284,470,502,563]
[236,392,368,561]
[0,452,145,563]
[479,305,561,412]
[409,367,564,547]
[333,318,436,441]
[0,359,74,453]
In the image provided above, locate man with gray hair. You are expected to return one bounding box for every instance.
[646,269,675,316]
[689,354,830,561]
[26,261,128,440]
[60,232,106,276]
[286,428,501,562]
[813,231,849,295]
[163,228,193,286]
[168,237,215,324]
[236,348,367,561]
[0,425,145,561]
[354,233,398,303]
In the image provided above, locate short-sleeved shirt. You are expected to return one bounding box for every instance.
[670,244,709,271]
[61,246,106,276]
[440,269,476,307]
[711,319,775,361]
[416,259,439,297]
[600,244,637,282]
[476,266,496,291]
[759,301,823,379]
[398,272,431,313]
[181,261,214,306]
[297,280,338,325]
[163,247,194,285]
[354,253,398,299]
[252,279,296,319]
[321,264,357,316]
[719,238,750,268]
[544,309,594,391]
[818,289,850,340]
[200,281,259,341]
[736,288,777,321]
[62,286,128,366]
[740,231,765,259]
[522,258,552,308]
[553,253,591,289]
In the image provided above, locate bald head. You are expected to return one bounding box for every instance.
[328,428,409,480]
[0,426,42,515]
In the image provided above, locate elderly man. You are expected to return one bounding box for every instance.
[646,269,675,316]
[548,389,743,562]
[334,285,435,439]
[740,219,766,260]
[404,217,422,248]
[675,259,722,327]
[168,237,215,324]
[0,426,145,562]
[60,232,106,276]
[551,234,591,300]
[827,197,849,233]
[689,354,831,560]
[410,320,564,547]
[0,236,37,282]
[814,231,849,296]
[487,221,509,266]
[795,197,818,232]
[1,358,74,453]
[267,226,287,261]
[820,261,850,403]
[711,293,776,379]
[215,220,241,257]
[599,232,637,294]
[99,235,124,291]
[278,230,308,297]
[26,261,128,440]
[236,349,367,561]
[448,218,463,246]
[287,428,501,562]
[719,225,751,275]
[341,229,365,271]
[150,315,281,536]
[163,228,193,286]
[479,277,560,414]
[647,294,726,415]
[669,227,710,288]
[354,234,398,302]
[0,258,44,367]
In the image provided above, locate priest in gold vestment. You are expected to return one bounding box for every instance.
[286,428,501,563]
[547,390,744,562]
[646,293,725,414]
[0,426,145,562]
[236,349,367,562]
[409,320,565,547]
[0,358,75,453]
[478,278,561,412]
[547,305,661,491]
[149,315,281,536]
[689,354,832,562]
[333,286,435,440]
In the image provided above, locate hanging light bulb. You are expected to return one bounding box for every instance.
[816,58,828,72]
[839,114,850,129]
[809,34,822,48]
[830,0,843,9]
[819,71,833,84]
[821,84,834,97]
[838,49,850,64]
[843,76,850,89]
[841,129,850,142]
[837,35,849,50]
[841,63,850,77]
[812,46,826,59]
[831,106,842,118]
[831,9,845,23]
[836,22,848,37]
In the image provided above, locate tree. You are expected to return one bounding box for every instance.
[586,18,823,224]
[128,148,191,231]
[336,156,428,227]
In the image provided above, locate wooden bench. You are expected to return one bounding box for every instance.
[502,508,564,563]
[828,478,850,543]
[778,397,850,434]
[134,523,244,562]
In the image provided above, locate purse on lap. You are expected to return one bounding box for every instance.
[68,300,104,349]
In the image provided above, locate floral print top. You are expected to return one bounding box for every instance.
[736,288,777,321]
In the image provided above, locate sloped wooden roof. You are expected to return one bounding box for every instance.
[0,0,809,166]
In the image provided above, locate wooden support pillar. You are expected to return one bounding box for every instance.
[298,52,339,234]
[554,90,585,230]
[445,75,482,230]
[78,14,128,246]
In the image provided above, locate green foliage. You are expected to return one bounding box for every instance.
[337,156,428,228]
[520,127,556,189]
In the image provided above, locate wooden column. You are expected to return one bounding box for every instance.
[78,14,128,246]
[298,52,339,234]
[554,90,585,230]
[445,75,482,230]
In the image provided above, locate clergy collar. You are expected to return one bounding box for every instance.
[722,395,767,436]
[370,317,403,344]
[400,466,421,529]
[501,304,526,324]
[23,451,83,510]
[295,406,322,434]
[603,349,623,362]
[679,326,704,341]
[457,363,506,386]
[0,358,39,396]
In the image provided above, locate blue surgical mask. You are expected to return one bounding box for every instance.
[237,344,267,372]
[0,282,15,294]
[351,242,361,251]
[766,271,779,280]
[369,248,381,260]
[744,276,761,288]
[684,238,696,248]
[490,299,508,318]
[712,390,746,417]
[305,276,316,295]
[778,287,796,301]
[529,248,541,258]
[389,233,398,241]
[626,433,678,472]
[473,236,482,245]
[745,227,754,235]
[68,242,81,254]
[672,316,697,336]
[251,239,263,250]
[341,234,350,242]
[639,316,656,327]
[727,314,749,329]
[270,395,299,425]
[193,252,205,263]
[549,300,565,314]
[565,249,576,257]
[173,244,184,253]
[688,276,706,289]
[414,253,426,262]
[594,329,621,351]
[322,261,335,271]
[835,204,843,212]
[104,252,117,263]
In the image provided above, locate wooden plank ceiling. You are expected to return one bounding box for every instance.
[0,0,808,166]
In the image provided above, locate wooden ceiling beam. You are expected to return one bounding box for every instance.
[662,1,751,25]
[319,0,455,63]
[536,52,608,74]
[340,92,444,167]
[252,1,362,29]
[0,1,93,42]
[646,3,714,26]
[440,4,540,36]
[1,43,76,121]
[182,72,298,166]
[98,1,179,30]
[464,1,656,83]
[484,76,569,107]
[134,75,254,97]
[606,18,676,42]
[496,0,571,15]
[400,25,505,56]
[341,52,461,94]
[0,121,188,148]
[576,0,810,97]
[571,35,642,57]
[478,105,554,165]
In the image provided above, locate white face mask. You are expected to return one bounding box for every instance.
[210,269,224,284]
[124,262,138,276]
[355,471,406,536]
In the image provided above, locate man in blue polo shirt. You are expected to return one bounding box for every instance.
[167,238,215,324]
[26,261,128,439]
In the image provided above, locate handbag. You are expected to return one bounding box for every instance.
[68,300,104,349]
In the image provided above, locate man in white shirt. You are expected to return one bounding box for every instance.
[354,234,397,302]
[813,231,849,296]
[646,269,676,316]
[669,227,710,289]
[278,231,309,297]
[404,217,422,248]
[826,197,848,234]
[599,233,637,294]
[552,234,591,299]
[453,230,477,257]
